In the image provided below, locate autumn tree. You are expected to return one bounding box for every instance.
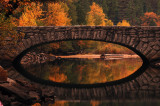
[0,0,24,46]
[141,12,160,26]
[19,2,43,26]
[117,20,130,26]
[86,2,113,26]
[45,2,71,26]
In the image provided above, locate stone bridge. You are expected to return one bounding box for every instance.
[0,26,160,101]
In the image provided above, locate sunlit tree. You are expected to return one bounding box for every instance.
[117,20,130,26]
[86,2,113,26]
[19,2,43,26]
[0,0,22,47]
[45,2,71,26]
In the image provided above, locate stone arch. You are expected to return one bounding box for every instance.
[0,26,159,99]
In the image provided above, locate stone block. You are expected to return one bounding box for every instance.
[38,35,45,43]
[116,33,122,43]
[113,33,118,42]
[126,35,131,44]
[46,32,52,42]
[30,36,36,46]
[26,33,33,36]
[146,49,157,60]
[122,35,127,44]
[25,38,32,48]
[149,42,156,47]
[136,41,144,52]
[22,39,29,49]
[34,34,41,45]
[145,67,158,78]
[16,42,25,53]
[140,38,148,42]
[142,46,152,56]
[0,66,7,81]
[139,43,148,52]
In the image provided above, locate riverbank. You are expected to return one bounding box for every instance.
[57,54,140,59]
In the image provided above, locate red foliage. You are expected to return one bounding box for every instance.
[141,12,160,26]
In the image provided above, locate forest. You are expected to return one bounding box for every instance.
[0,0,160,54]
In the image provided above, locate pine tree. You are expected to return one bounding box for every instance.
[67,0,78,25]
[76,0,90,25]
[157,0,160,15]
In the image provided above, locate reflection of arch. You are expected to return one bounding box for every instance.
[1,26,160,99]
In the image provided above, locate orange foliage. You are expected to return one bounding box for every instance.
[32,103,41,106]
[90,101,100,106]
[52,101,68,106]
[105,43,134,54]
[0,0,8,12]
[141,12,160,26]
[46,2,71,26]
[117,20,130,26]
[77,65,86,81]
[49,66,67,82]
[19,2,43,26]
[86,2,113,26]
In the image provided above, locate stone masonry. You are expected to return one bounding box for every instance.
[0,26,159,101]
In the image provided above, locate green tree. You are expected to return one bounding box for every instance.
[157,0,160,15]
[67,0,78,25]
[76,0,90,25]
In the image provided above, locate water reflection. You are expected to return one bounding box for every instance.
[49,100,160,106]
[22,58,142,84]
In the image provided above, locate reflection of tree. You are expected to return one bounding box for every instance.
[49,66,67,83]
[24,63,51,80]
[90,101,100,106]
[52,100,68,106]
[23,58,142,84]
[108,59,142,81]
[41,40,135,55]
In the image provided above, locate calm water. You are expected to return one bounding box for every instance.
[49,100,160,106]
[22,58,142,84]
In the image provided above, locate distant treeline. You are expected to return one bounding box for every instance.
[52,0,160,25]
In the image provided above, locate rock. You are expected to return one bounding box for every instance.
[11,102,23,106]
[0,66,7,82]
[0,78,55,105]
[21,52,56,65]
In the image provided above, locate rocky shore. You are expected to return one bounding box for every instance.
[0,66,55,105]
[21,52,56,65]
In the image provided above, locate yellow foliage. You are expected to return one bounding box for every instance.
[105,19,114,26]
[117,20,130,26]
[32,103,41,106]
[46,2,71,26]
[19,2,43,26]
[86,2,113,26]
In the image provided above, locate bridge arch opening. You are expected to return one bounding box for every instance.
[12,38,149,88]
